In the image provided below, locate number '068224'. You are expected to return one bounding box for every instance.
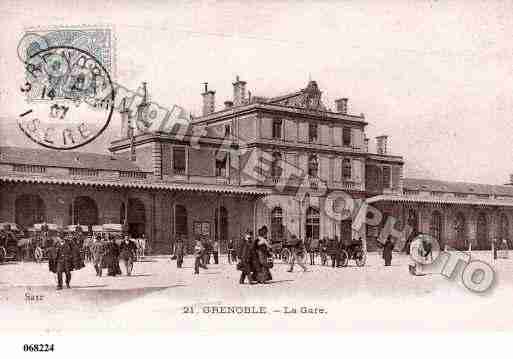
[23,344,55,352]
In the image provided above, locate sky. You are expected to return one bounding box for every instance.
[1,0,513,184]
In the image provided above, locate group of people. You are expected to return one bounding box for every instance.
[89,235,138,277]
[236,226,274,284]
[45,233,138,290]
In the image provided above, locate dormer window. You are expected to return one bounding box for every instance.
[309,123,318,142]
[272,119,282,139]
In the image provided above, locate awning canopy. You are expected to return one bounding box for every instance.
[367,194,513,207]
[0,175,270,196]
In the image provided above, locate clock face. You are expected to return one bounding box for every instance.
[18,46,114,150]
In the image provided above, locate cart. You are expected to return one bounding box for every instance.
[338,239,366,267]
[270,240,292,263]
[0,223,21,262]
[31,223,61,263]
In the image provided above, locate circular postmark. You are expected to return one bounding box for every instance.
[409,233,440,265]
[18,46,114,150]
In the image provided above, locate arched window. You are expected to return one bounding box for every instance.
[308,155,318,177]
[127,198,145,238]
[430,211,443,246]
[15,194,45,228]
[306,207,320,241]
[500,213,509,241]
[215,206,228,242]
[477,212,488,250]
[175,205,188,236]
[271,207,283,242]
[73,196,98,225]
[342,158,352,180]
[454,212,467,249]
[271,152,282,179]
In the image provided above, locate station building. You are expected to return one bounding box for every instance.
[1,78,513,253]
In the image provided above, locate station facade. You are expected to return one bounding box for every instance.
[2,78,513,253]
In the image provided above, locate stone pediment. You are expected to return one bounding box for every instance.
[267,80,328,111]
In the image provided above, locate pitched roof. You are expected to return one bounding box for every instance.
[0,146,142,172]
[403,178,513,197]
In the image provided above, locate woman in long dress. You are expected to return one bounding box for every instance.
[254,226,273,283]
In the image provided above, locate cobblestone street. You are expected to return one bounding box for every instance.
[1,251,511,332]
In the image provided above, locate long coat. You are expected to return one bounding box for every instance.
[383,239,394,264]
[238,240,253,273]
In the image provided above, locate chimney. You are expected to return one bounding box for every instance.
[202,82,216,116]
[364,137,369,152]
[224,100,233,109]
[120,97,131,138]
[335,98,348,114]
[233,75,247,106]
[376,135,388,155]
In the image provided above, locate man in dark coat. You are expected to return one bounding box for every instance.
[119,235,137,276]
[54,236,74,289]
[382,236,394,266]
[238,233,256,284]
[327,237,338,268]
[107,238,122,276]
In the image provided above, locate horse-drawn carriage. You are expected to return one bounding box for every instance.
[338,239,366,267]
[270,239,293,263]
[29,223,62,263]
[0,222,21,262]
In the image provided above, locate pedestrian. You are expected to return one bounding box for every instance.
[193,239,204,274]
[175,237,185,268]
[90,235,105,277]
[287,235,308,272]
[119,235,137,276]
[327,237,337,268]
[107,236,122,276]
[212,240,219,264]
[227,238,235,264]
[202,239,211,265]
[254,226,273,283]
[53,234,74,290]
[382,236,394,266]
[336,236,345,267]
[237,232,256,284]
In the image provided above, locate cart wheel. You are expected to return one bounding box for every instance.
[281,248,291,263]
[355,250,366,267]
[339,250,349,267]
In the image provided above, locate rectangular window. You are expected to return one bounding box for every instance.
[215,152,228,177]
[272,119,282,139]
[342,127,351,146]
[309,123,318,142]
[173,147,186,174]
[342,158,352,180]
[382,166,391,188]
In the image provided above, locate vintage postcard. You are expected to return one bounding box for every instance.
[1,0,513,345]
